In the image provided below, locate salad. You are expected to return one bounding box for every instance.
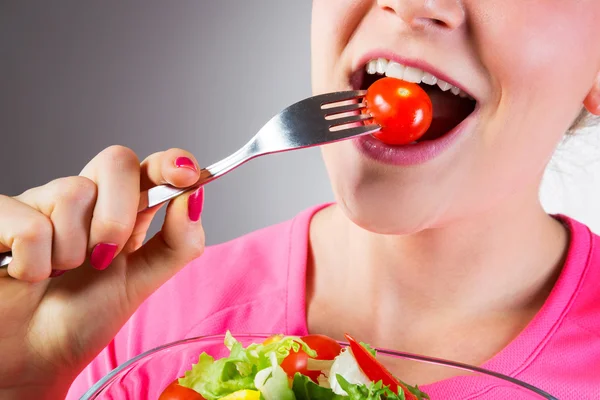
[158,332,430,400]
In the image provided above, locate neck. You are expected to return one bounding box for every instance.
[310,189,569,321]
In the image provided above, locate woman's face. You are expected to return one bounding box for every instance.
[311,0,600,234]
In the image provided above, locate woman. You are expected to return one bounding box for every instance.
[1,1,600,399]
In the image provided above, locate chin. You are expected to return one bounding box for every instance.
[333,181,450,236]
[322,142,451,235]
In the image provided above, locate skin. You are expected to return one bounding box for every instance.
[2,0,600,397]
[306,0,600,382]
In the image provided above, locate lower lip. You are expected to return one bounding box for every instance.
[353,108,478,166]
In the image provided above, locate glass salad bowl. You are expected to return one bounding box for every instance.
[80,334,558,400]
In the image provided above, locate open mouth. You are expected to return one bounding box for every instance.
[351,59,477,143]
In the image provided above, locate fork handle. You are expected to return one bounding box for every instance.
[139,141,255,211]
[137,167,215,211]
[0,142,256,275]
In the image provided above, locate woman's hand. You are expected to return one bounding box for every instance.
[0,146,206,399]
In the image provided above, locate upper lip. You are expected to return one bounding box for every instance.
[353,49,477,100]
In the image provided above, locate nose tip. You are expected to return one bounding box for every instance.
[378,0,465,30]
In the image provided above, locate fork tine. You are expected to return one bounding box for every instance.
[328,113,372,128]
[324,102,366,117]
[312,90,367,106]
[329,123,381,140]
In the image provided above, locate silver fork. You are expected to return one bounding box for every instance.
[0,90,380,271]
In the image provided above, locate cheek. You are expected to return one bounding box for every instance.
[311,0,370,46]
[470,2,600,187]
[475,2,600,127]
[311,0,372,94]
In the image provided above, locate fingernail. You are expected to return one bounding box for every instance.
[188,187,204,222]
[90,243,118,271]
[175,157,197,172]
[49,269,66,278]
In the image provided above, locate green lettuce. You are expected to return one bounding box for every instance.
[292,373,428,400]
[254,352,296,400]
[359,342,377,357]
[292,373,346,400]
[177,352,255,399]
[179,332,316,400]
[337,375,405,400]
[397,378,430,400]
[338,375,430,400]
[224,331,317,375]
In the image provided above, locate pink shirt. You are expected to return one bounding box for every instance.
[68,204,600,399]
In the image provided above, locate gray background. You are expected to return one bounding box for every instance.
[2,1,600,245]
[0,1,334,245]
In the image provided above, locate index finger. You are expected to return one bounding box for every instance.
[80,146,141,269]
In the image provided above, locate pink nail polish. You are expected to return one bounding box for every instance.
[49,269,66,278]
[188,187,204,222]
[90,243,118,270]
[175,157,197,172]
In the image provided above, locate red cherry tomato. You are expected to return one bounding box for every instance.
[345,334,417,400]
[365,77,433,145]
[280,334,343,382]
[158,379,205,400]
[280,347,315,381]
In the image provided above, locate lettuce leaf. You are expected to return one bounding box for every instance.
[359,342,377,357]
[397,378,430,400]
[292,373,421,400]
[336,375,404,400]
[179,332,316,400]
[177,352,255,400]
[292,373,345,400]
[225,331,317,374]
[254,352,296,400]
[336,375,430,400]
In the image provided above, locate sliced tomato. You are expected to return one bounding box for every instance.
[280,334,343,382]
[345,334,417,400]
[158,379,205,400]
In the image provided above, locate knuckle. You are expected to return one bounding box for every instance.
[145,151,164,163]
[160,228,205,264]
[95,217,133,242]
[189,244,205,260]
[20,215,53,245]
[0,194,10,208]
[185,231,206,260]
[54,176,98,206]
[101,145,140,170]
[168,147,190,157]
[14,186,38,202]
[55,249,86,269]
[11,265,46,283]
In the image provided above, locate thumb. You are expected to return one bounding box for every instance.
[124,187,205,303]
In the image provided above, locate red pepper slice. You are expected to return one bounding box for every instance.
[345,334,417,400]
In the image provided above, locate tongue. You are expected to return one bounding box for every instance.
[418,86,475,141]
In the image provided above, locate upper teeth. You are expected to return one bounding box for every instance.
[365,58,472,100]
